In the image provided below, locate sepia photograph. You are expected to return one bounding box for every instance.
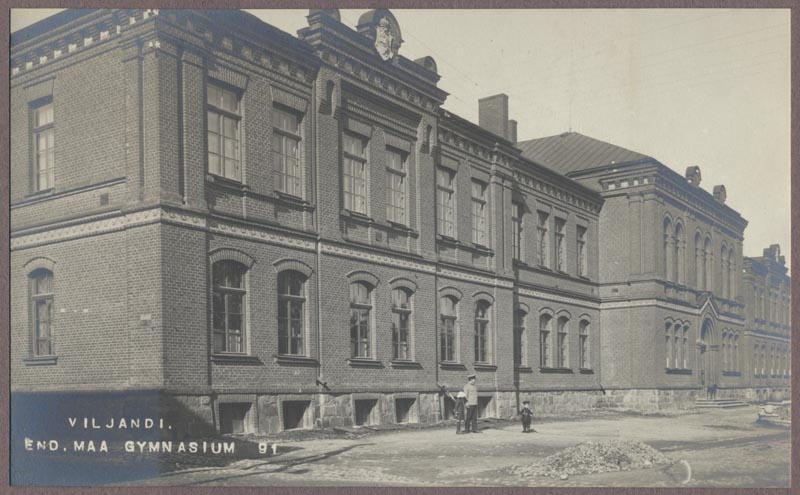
[6,6,792,489]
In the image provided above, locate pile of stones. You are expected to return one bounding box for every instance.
[510,440,673,479]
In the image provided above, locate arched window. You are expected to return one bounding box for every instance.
[733,334,739,372]
[440,296,458,362]
[727,247,736,299]
[474,301,491,363]
[663,217,673,282]
[674,223,685,285]
[514,309,527,367]
[212,260,247,354]
[30,269,54,356]
[720,246,728,298]
[761,344,767,376]
[579,320,590,369]
[682,326,689,369]
[278,271,306,356]
[665,322,672,368]
[350,282,373,358]
[539,314,552,368]
[673,323,681,369]
[556,316,569,368]
[695,232,704,290]
[721,331,728,371]
[704,236,712,292]
[391,288,413,360]
[753,344,759,376]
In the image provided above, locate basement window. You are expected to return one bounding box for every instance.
[219,402,251,434]
[354,399,378,426]
[477,396,494,419]
[282,400,311,431]
[395,398,417,424]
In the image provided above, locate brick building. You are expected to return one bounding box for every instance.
[9,9,790,436]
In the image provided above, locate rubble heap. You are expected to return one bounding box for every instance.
[510,440,673,478]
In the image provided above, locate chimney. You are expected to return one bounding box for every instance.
[508,119,518,145]
[712,185,726,203]
[479,94,508,140]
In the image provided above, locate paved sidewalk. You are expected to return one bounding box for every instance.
[125,406,789,488]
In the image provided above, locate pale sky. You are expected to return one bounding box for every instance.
[11,9,791,266]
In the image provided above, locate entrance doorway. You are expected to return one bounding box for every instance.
[698,318,718,388]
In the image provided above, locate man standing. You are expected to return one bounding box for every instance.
[463,374,480,433]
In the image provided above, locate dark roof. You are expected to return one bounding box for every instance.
[517,132,651,174]
[12,9,94,46]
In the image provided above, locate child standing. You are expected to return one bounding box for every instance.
[520,400,535,433]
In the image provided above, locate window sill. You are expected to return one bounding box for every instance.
[436,234,460,246]
[390,360,422,370]
[579,368,595,374]
[514,365,533,372]
[24,355,58,366]
[347,357,384,368]
[468,243,493,255]
[210,353,262,365]
[385,221,419,237]
[274,354,318,367]
[665,368,692,375]
[539,367,573,374]
[273,191,314,210]
[206,174,248,192]
[25,187,54,199]
[722,370,741,377]
[473,363,497,372]
[439,361,467,371]
[341,209,373,223]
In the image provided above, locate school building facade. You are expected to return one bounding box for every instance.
[9,9,790,436]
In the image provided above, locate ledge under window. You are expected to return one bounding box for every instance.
[210,353,262,365]
[665,368,692,375]
[273,191,314,210]
[579,368,595,374]
[347,357,383,368]
[24,355,58,366]
[274,354,318,366]
[436,234,460,246]
[722,370,741,377]
[390,360,422,370]
[206,174,248,192]
[439,361,467,371]
[539,366,573,374]
[341,209,373,224]
[473,363,497,372]
[515,365,533,373]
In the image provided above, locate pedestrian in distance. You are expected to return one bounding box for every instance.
[520,400,536,433]
[710,383,718,400]
[463,373,480,433]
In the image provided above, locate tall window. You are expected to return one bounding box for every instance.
[437,168,455,237]
[555,218,566,272]
[391,289,412,360]
[272,106,303,197]
[440,296,458,362]
[539,314,552,367]
[207,83,241,181]
[665,323,672,368]
[673,323,681,369]
[674,223,685,285]
[343,133,368,214]
[474,301,490,363]
[33,101,55,191]
[682,326,689,369]
[511,202,523,261]
[577,226,587,277]
[537,212,550,268]
[386,148,407,225]
[579,320,590,369]
[556,317,569,367]
[704,237,712,291]
[349,282,372,358]
[695,233,704,290]
[278,271,305,356]
[663,218,673,282]
[514,310,527,366]
[471,180,488,246]
[212,261,247,353]
[30,269,54,356]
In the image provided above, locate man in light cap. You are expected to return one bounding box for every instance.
[463,373,480,433]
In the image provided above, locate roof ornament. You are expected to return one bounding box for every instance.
[685,166,701,187]
[357,10,403,61]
